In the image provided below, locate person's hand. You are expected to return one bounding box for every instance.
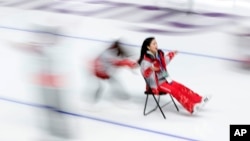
[173,50,178,54]
[166,50,178,60]
[128,61,138,68]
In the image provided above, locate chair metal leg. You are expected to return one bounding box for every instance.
[152,95,166,119]
[143,91,181,119]
[169,95,179,112]
[143,94,149,115]
[144,94,166,119]
[144,94,158,116]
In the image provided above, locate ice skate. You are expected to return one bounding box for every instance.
[201,94,212,108]
[192,102,202,115]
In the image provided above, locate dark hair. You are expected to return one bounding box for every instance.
[108,40,125,56]
[137,37,155,65]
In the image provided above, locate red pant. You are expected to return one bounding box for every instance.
[158,81,202,113]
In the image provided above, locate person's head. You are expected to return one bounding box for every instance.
[138,37,157,65]
[109,40,130,57]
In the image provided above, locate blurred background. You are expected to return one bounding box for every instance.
[1,0,250,141]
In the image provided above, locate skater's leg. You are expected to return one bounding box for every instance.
[41,87,73,139]
[93,78,104,102]
[171,81,202,103]
[109,76,130,100]
[158,81,201,113]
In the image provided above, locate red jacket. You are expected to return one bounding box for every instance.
[92,48,136,79]
[140,50,176,90]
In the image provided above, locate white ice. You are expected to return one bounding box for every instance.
[1,1,250,141]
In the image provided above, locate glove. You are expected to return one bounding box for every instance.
[167,50,178,60]
[174,50,178,54]
[113,59,137,68]
[127,61,138,68]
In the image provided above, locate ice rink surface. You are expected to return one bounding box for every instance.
[1,0,250,141]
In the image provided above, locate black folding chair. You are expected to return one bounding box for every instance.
[143,85,179,119]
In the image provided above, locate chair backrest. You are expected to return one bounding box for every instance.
[143,77,153,93]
